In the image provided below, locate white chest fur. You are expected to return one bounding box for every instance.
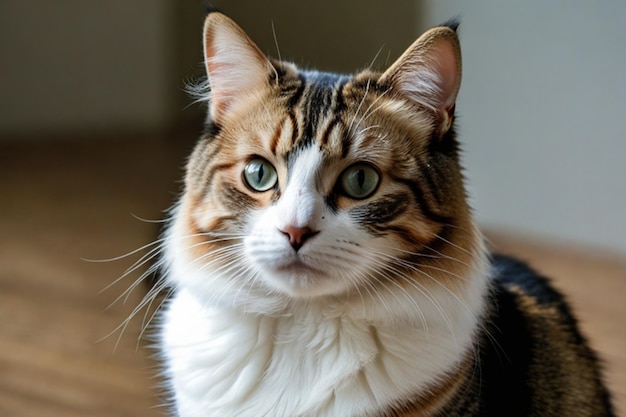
[161,284,484,417]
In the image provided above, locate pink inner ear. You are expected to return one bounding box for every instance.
[206,61,233,121]
[381,27,462,117]
[206,59,242,119]
[429,39,461,112]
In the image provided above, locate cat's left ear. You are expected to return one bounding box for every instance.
[202,13,274,123]
[380,24,462,136]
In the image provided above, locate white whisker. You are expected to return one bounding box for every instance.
[430,232,473,257]
[347,79,371,135]
[130,212,169,224]
[271,20,282,64]
[100,245,164,294]
[354,87,393,128]
[367,45,386,70]
[83,238,166,263]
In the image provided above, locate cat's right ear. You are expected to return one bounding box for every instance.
[380,25,462,137]
[202,13,274,123]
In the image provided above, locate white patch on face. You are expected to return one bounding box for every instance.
[274,146,324,231]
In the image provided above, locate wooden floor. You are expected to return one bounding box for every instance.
[0,133,624,416]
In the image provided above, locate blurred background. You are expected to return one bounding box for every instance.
[1,1,624,416]
[2,0,625,252]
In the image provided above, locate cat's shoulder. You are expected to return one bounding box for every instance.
[489,253,568,307]
[479,256,614,417]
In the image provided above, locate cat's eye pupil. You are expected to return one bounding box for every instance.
[243,158,277,192]
[257,164,264,182]
[340,163,380,200]
[357,169,365,189]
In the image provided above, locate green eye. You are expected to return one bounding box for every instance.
[243,158,278,192]
[339,163,380,199]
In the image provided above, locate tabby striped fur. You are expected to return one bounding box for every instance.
[159,12,614,417]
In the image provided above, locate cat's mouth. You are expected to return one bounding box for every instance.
[262,256,336,297]
[275,258,324,276]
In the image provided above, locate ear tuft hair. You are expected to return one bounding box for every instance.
[202,1,220,16]
[439,18,460,32]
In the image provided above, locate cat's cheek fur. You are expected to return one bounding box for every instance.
[163,202,288,314]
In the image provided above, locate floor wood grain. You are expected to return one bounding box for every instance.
[1,134,624,416]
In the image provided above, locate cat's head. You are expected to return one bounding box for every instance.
[166,13,485,315]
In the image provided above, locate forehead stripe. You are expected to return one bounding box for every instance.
[269,118,284,156]
[319,117,342,148]
[286,72,306,108]
[294,72,349,150]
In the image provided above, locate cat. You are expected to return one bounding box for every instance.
[157,11,615,417]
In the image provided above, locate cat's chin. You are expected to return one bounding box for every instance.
[260,262,348,299]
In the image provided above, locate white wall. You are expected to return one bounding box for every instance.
[422,1,626,253]
[0,1,173,135]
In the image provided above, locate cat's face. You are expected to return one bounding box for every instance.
[239,75,443,298]
[166,13,480,313]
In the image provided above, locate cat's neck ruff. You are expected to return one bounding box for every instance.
[161,242,489,417]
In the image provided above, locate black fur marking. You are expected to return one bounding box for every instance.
[196,142,224,200]
[392,175,453,225]
[351,77,388,95]
[298,71,342,149]
[382,225,421,243]
[220,183,258,212]
[349,193,410,233]
[341,130,352,159]
[469,282,535,416]
[269,119,284,156]
[333,78,348,114]
[204,162,236,194]
[491,255,567,305]
[202,1,220,16]
[320,79,348,148]
[202,119,222,139]
[325,194,339,214]
[286,72,307,109]
[391,223,453,270]
[416,223,451,258]
[280,75,306,151]
[320,117,341,147]
[428,124,460,158]
[417,158,446,207]
[491,255,610,350]
[287,111,300,148]
[463,254,616,417]
[439,17,460,32]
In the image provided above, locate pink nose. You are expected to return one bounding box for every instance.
[280,226,319,252]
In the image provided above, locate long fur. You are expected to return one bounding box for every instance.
[151,12,615,417]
